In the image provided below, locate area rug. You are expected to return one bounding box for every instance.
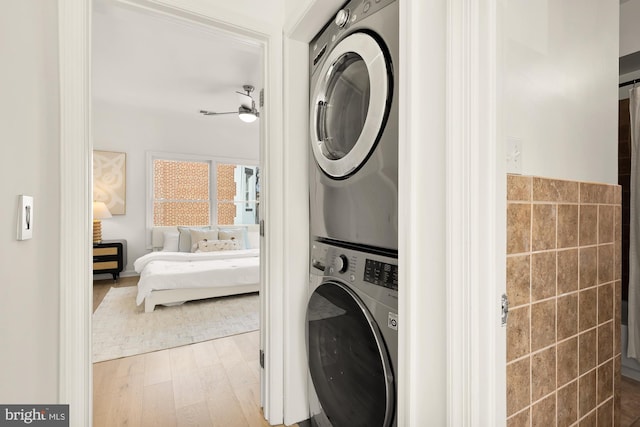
[92,287,259,363]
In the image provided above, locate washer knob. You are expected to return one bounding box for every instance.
[334,254,349,273]
[335,9,349,28]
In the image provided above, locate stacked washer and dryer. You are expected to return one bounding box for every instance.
[306,0,399,426]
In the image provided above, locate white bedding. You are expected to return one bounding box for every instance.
[134,249,260,306]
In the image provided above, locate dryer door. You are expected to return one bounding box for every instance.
[307,281,394,427]
[310,32,392,179]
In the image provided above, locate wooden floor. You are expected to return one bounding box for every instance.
[93,278,296,427]
[622,376,640,427]
[94,278,640,426]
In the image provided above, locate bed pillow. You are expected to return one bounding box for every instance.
[177,226,212,252]
[195,239,241,252]
[161,231,180,252]
[247,230,260,249]
[218,228,246,249]
[189,229,219,252]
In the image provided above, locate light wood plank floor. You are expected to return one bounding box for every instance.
[93,278,296,427]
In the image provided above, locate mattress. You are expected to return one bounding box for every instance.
[134,249,260,306]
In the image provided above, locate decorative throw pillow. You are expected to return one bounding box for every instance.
[247,230,260,249]
[161,231,180,252]
[196,239,241,252]
[189,229,219,252]
[177,226,211,252]
[218,228,246,249]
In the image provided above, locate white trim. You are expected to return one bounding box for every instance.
[60,0,287,425]
[398,0,448,424]
[446,0,506,425]
[58,1,93,426]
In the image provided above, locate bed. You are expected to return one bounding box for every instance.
[133,224,260,312]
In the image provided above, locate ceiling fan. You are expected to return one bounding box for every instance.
[199,85,260,123]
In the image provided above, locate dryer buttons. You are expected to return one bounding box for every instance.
[335,9,350,28]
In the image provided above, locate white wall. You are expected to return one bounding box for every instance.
[92,99,259,273]
[621,0,640,57]
[505,0,619,184]
[0,1,60,402]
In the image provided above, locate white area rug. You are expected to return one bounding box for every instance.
[92,287,259,363]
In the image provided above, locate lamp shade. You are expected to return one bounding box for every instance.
[93,201,112,220]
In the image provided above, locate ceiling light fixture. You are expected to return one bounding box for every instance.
[200,85,260,123]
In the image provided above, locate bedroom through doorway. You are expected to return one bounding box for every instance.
[90,0,267,424]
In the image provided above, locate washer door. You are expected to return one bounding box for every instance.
[307,281,394,427]
[310,32,391,179]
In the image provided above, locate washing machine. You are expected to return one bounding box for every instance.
[306,240,398,427]
[309,0,398,252]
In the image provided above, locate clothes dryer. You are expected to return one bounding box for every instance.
[309,0,398,252]
[306,240,398,427]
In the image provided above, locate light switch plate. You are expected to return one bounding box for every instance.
[17,195,33,240]
[506,138,522,174]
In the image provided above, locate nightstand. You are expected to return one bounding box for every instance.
[93,239,127,280]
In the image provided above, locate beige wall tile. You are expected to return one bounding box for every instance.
[598,244,614,285]
[532,347,556,401]
[557,293,578,341]
[581,183,614,205]
[532,204,557,251]
[507,255,531,307]
[596,398,614,427]
[531,300,556,352]
[507,408,530,427]
[598,321,613,365]
[598,205,614,244]
[531,251,556,301]
[508,175,532,202]
[579,329,597,375]
[557,337,578,388]
[557,249,578,295]
[508,203,531,254]
[533,177,579,203]
[507,358,531,416]
[597,360,614,405]
[579,288,597,332]
[558,204,579,248]
[579,247,598,289]
[507,306,530,362]
[579,205,598,246]
[557,381,578,427]
[531,392,556,426]
[598,283,613,325]
[579,370,597,418]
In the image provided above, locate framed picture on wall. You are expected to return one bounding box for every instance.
[93,150,126,215]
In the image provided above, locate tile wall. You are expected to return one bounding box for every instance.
[506,175,622,426]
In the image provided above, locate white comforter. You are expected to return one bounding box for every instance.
[134,249,260,305]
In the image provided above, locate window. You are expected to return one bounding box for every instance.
[216,163,260,225]
[149,154,259,228]
[152,159,210,226]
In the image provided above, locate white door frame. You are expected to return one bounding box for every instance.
[58,0,284,425]
[59,0,505,425]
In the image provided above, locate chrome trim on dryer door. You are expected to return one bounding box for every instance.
[310,32,390,179]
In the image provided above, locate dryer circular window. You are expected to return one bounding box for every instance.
[307,281,395,426]
[310,32,393,179]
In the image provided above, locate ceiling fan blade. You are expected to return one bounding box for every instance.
[199,109,236,116]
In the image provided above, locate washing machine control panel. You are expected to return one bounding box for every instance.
[363,258,398,290]
[311,241,398,293]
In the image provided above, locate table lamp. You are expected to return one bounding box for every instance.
[93,201,112,243]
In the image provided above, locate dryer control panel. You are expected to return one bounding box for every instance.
[310,240,398,301]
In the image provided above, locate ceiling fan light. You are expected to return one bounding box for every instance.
[238,106,258,123]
